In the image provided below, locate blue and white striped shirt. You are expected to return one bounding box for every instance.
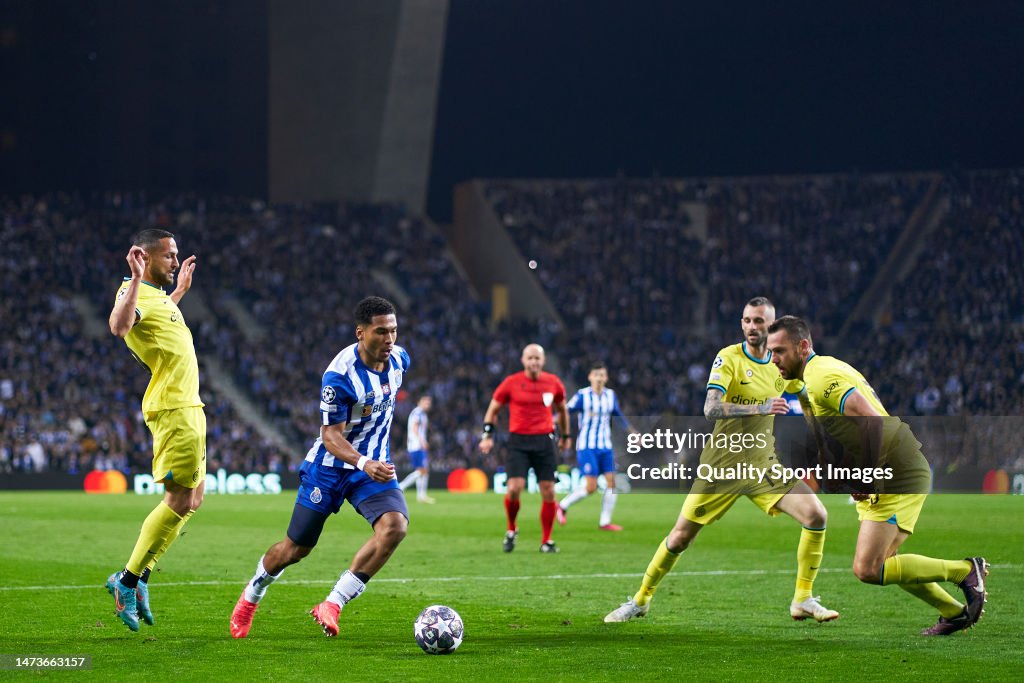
[304,343,411,468]
[407,406,429,452]
[567,387,626,451]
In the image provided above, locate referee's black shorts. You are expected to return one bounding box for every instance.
[505,432,557,481]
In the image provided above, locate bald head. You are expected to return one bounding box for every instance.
[521,343,546,379]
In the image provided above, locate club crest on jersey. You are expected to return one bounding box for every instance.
[382,383,391,396]
[542,392,554,407]
[310,487,323,504]
[775,377,784,391]
[745,369,753,377]
[322,386,336,403]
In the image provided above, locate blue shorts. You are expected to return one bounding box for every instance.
[577,448,615,476]
[409,449,428,469]
[296,460,401,515]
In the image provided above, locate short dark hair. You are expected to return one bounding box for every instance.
[767,315,813,345]
[589,362,607,372]
[132,228,174,250]
[746,296,774,310]
[355,296,397,325]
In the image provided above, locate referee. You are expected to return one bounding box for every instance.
[480,343,571,553]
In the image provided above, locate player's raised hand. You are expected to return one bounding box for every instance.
[175,254,197,293]
[126,246,146,280]
[765,397,790,415]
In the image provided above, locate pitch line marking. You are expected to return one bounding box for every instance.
[1,564,1020,592]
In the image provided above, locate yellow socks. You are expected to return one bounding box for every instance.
[126,502,184,576]
[793,527,826,603]
[633,539,681,606]
[881,555,972,586]
[146,509,194,572]
[899,583,965,619]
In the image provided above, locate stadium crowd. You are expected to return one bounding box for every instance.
[1,194,527,476]
[487,174,932,417]
[0,198,287,476]
[2,168,1021,477]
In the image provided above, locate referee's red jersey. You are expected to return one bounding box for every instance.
[492,371,566,435]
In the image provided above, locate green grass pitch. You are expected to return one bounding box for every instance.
[1,492,1021,680]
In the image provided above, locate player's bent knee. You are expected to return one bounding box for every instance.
[852,559,882,584]
[375,516,408,549]
[807,505,827,529]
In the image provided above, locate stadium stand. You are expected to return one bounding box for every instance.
[2,169,1021,476]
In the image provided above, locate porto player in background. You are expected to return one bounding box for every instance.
[399,395,435,504]
[557,362,635,531]
[480,344,571,553]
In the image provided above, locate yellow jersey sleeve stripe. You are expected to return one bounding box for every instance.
[838,387,856,414]
[707,382,727,394]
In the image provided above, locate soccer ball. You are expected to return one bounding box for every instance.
[413,605,464,654]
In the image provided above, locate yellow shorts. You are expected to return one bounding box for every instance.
[681,491,789,525]
[855,494,926,534]
[146,406,207,489]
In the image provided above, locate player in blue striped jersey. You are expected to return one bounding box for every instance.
[399,396,435,503]
[230,297,411,639]
[557,363,635,531]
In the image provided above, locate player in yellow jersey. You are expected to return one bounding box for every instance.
[606,298,838,623]
[767,315,989,636]
[105,229,206,632]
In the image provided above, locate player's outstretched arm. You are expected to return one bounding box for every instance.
[170,254,197,304]
[109,246,145,338]
[321,422,395,483]
[704,388,788,420]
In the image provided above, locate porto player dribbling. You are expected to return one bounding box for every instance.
[479,343,571,553]
[230,297,411,639]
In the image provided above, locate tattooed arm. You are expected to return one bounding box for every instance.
[704,388,789,421]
